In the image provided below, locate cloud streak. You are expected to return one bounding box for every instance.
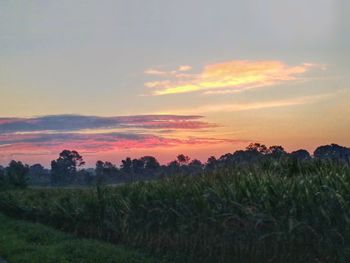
[0,114,236,158]
[145,60,324,95]
[0,132,240,155]
[144,65,192,76]
[0,115,215,134]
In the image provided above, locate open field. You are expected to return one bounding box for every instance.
[2,0,349,261]
[0,213,162,263]
[1,162,350,262]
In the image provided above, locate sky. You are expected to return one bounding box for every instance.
[0,0,349,167]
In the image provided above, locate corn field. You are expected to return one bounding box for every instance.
[1,162,350,262]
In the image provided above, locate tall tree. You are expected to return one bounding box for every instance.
[246,143,268,154]
[140,156,160,171]
[0,165,6,187]
[290,149,311,160]
[206,156,217,170]
[268,145,286,158]
[314,144,350,163]
[121,157,132,174]
[177,154,190,165]
[132,158,145,174]
[51,150,85,185]
[96,160,118,184]
[28,163,49,185]
[6,160,29,188]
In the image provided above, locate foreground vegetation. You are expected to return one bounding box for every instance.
[0,213,161,263]
[1,160,350,262]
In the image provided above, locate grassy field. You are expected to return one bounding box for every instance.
[1,163,350,262]
[0,213,163,263]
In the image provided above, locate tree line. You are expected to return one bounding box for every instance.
[0,143,349,188]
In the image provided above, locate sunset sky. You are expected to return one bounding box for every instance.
[0,0,349,167]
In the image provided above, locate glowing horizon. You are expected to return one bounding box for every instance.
[0,1,349,166]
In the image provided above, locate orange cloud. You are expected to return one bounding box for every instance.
[144,65,193,77]
[145,60,323,95]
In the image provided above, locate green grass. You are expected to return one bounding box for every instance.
[0,213,161,263]
[1,163,350,262]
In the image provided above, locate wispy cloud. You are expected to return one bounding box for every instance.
[144,60,324,95]
[0,132,240,155]
[0,114,235,157]
[144,65,193,77]
[0,115,215,134]
[144,69,168,75]
[177,65,192,72]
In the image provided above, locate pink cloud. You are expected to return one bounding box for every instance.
[0,132,241,160]
[0,114,231,165]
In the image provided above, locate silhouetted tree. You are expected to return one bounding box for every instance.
[206,156,217,170]
[314,144,350,163]
[232,150,260,164]
[29,163,46,175]
[76,169,94,185]
[6,160,29,188]
[218,153,234,167]
[268,145,286,158]
[121,157,132,174]
[177,154,190,165]
[246,143,268,154]
[188,159,203,174]
[96,160,104,176]
[0,165,6,187]
[167,160,181,174]
[51,150,85,185]
[96,161,118,177]
[140,156,160,171]
[3,142,350,187]
[28,163,49,185]
[132,158,145,175]
[95,160,106,184]
[189,159,202,167]
[290,149,311,160]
